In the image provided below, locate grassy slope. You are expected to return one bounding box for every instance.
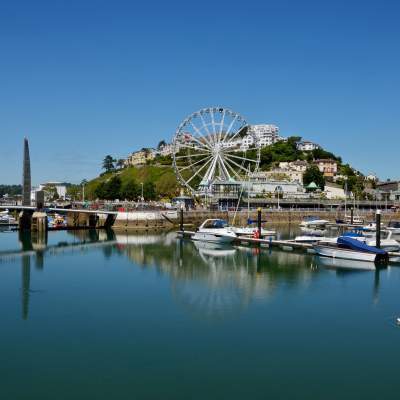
[85,165,180,200]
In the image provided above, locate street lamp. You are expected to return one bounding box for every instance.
[275,185,283,210]
[141,182,144,209]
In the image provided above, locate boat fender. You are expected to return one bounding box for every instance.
[253,230,260,239]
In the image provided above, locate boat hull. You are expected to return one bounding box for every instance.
[313,244,377,262]
[192,232,236,244]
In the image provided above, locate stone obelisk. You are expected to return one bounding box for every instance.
[22,137,31,206]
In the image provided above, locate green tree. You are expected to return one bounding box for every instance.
[259,136,305,169]
[67,184,80,200]
[143,181,157,200]
[116,159,125,169]
[104,176,122,200]
[102,155,116,173]
[311,148,341,163]
[157,140,167,149]
[303,165,325,190]
[94,182,107,199]
[121,179,140,200]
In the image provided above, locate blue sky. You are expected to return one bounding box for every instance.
[0,0,399,185]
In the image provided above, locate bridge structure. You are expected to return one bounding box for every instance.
[2,138,119,232]
[1,204,118,231]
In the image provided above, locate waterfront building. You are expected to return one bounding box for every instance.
[245,172,305,197]
[324,182,346,200]
[31,182,67,201]
[297,141,320,152]
[314,159,338,177]
[376,181,400,201]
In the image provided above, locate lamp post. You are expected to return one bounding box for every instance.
[81,179,87,204]
[141,182,144,209]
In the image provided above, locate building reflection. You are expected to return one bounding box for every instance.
[2,229,384,321]
[12,229,115,320]
[112,232,317,321]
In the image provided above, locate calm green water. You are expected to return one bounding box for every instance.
[0,228,399,399]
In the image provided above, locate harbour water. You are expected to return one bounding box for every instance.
[1,228,400,399]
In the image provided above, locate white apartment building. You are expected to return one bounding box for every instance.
[31,182,67,201]
[241,124,282,150]
[297,141,320,151]
[158,143,178,157]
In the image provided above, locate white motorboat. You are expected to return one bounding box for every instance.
[314,243,377,262]
[345,215,364,225]
[0,211,17,225]
[233,226,276,237]
[192,219,237,244]
[387,221,400,236]
[300,216,329,228]
[362,222,377,232]
[294,235,335,244]
[313,236,389,264]
[366,231,400,252]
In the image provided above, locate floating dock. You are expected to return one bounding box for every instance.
[176,230,400,265]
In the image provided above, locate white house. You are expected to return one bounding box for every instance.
[297,141,320,152]
[324,182,345,199]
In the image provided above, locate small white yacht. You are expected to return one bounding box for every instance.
[345,215,364,225]
[362,222,377,232]
[387,221,400,236]
[0,210,17,225]
[192,219,237,244]
[366,231,400,252]
[300,216,329,229]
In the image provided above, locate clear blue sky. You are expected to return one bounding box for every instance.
[1,0,399,185]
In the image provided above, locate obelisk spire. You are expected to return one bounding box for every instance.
[22,137,31,206]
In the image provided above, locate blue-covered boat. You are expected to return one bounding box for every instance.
[313,236,389,265]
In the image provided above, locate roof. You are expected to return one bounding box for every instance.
[314,158,337,163]
[324,182,342,189]
[291,160,308,166]
[306,182,318,189]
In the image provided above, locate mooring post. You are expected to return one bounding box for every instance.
[257,207,262,239]
[376,209,381,249]
[180,205,184,232]
[350,207,354,225]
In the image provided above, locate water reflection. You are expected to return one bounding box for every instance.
[0,229,387,321]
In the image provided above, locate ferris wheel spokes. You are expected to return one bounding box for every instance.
[185,157,214,185]
[177,155,213,173]
[172,107,260,194]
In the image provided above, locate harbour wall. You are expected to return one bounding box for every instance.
[109,210,400,230]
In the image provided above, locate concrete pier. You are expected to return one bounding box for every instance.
[31,211,48,232]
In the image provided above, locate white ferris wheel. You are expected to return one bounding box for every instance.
[172,107,260,194]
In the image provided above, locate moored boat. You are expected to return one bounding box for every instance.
[387,221,400,236]
[313,236,389,265]
[192,219,237,244]
[300,216,329,228]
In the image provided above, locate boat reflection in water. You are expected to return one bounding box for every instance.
[315,256,376,271]
[0,229,386,321]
